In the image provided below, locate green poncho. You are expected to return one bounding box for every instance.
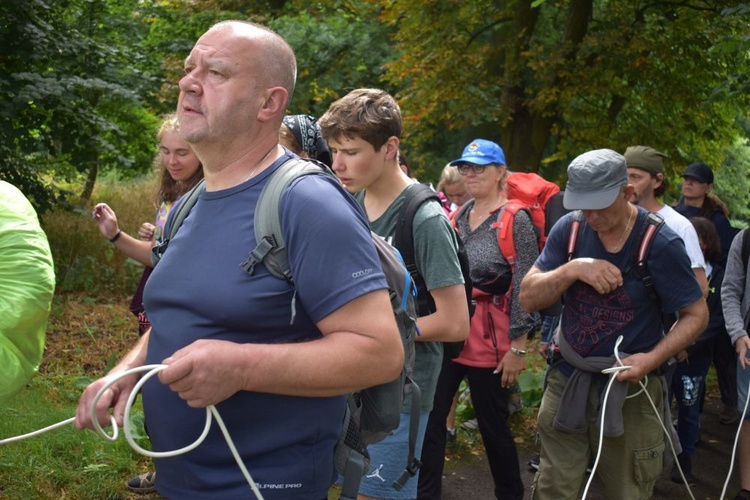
[0,181,55,404]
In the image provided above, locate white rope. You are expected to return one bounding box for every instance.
[0,364,264,500]
[720,361,750,500]
[582,336,695,500]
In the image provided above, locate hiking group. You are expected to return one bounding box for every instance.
[51,18,749,500]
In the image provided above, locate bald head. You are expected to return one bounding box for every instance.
[205,21,297,107]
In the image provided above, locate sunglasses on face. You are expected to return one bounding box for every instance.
[456,163,488,175]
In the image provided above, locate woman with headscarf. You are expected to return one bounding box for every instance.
[279,114,332,167]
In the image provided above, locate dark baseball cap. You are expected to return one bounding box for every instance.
[563,149,628,210]
[682,162,713,184]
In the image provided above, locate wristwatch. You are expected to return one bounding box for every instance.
[510,347,527,357]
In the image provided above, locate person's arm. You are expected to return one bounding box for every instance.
[722,231,749,350]
[415,284,470,342]
[496,210,538,386]
[520,258,624,312]
[74,329,151,430]
[693,267,709,298]
[155,289,404,408]
[91,203,153,266]
[615,297,708,383]
[411,208,470,342]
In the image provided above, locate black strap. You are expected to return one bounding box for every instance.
[392,183,441,316]
[742,229,750,273]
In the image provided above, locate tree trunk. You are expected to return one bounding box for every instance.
[501,0,593,170]
[80,154,98,202]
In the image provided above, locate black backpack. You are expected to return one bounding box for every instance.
[392,183,475,359]
[151,157,422,498]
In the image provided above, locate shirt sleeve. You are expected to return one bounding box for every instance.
[412,201,464,291]
[280,174,388,323]
[508,208,541,338]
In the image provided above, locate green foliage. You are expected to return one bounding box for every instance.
[518,368,546,409]
[270,4,396,118]
[714,137,750,227]
[0,0,160,210]
[380,0,750,186]
[43,176,155,295]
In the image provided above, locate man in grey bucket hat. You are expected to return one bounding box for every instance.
[520,149,708,499]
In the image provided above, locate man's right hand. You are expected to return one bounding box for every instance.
[74,371,139,431]
[574,258,623,295]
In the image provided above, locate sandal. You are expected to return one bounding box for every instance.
[126,471,156,493]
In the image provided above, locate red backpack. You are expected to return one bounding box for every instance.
[495,172,561,267]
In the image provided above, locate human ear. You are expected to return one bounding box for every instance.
[385,136,400,161]
[257,87,288,121]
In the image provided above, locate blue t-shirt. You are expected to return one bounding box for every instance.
[142,153,387,499]
[536,208,702,359]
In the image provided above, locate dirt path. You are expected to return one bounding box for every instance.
[442,394,741,499]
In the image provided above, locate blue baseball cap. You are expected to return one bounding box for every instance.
[449,139,506,166]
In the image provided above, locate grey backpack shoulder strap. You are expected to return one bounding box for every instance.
[239,157,335,280]
[239,157,335,324]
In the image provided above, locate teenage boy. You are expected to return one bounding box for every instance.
[319,88,470,500]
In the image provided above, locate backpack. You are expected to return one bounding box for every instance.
[503,171,563,256]
[392,183,475,359]
[567,210,665,305]
[494,172,565,316]
[151,157,421,499]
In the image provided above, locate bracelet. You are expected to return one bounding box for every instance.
[109,230,122,243]
[510,347,527,357]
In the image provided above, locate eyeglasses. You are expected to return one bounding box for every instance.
[456,163,488,176]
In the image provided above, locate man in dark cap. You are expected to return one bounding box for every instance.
[675,161,738,264]
[520,148,707,499]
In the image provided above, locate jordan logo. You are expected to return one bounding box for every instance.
[366,464,386,482]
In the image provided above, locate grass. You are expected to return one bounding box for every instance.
[0,296,157,499]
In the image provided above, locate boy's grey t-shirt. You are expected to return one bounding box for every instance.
[357,182,464,412]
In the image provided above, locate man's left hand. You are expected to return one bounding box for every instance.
[159,339,248,408]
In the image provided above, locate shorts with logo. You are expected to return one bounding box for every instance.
[356,411,429,499]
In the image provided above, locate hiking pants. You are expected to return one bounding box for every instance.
[531,367,665,500]
[417,356,523,500]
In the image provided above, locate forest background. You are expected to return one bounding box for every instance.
[2,0,749,217]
